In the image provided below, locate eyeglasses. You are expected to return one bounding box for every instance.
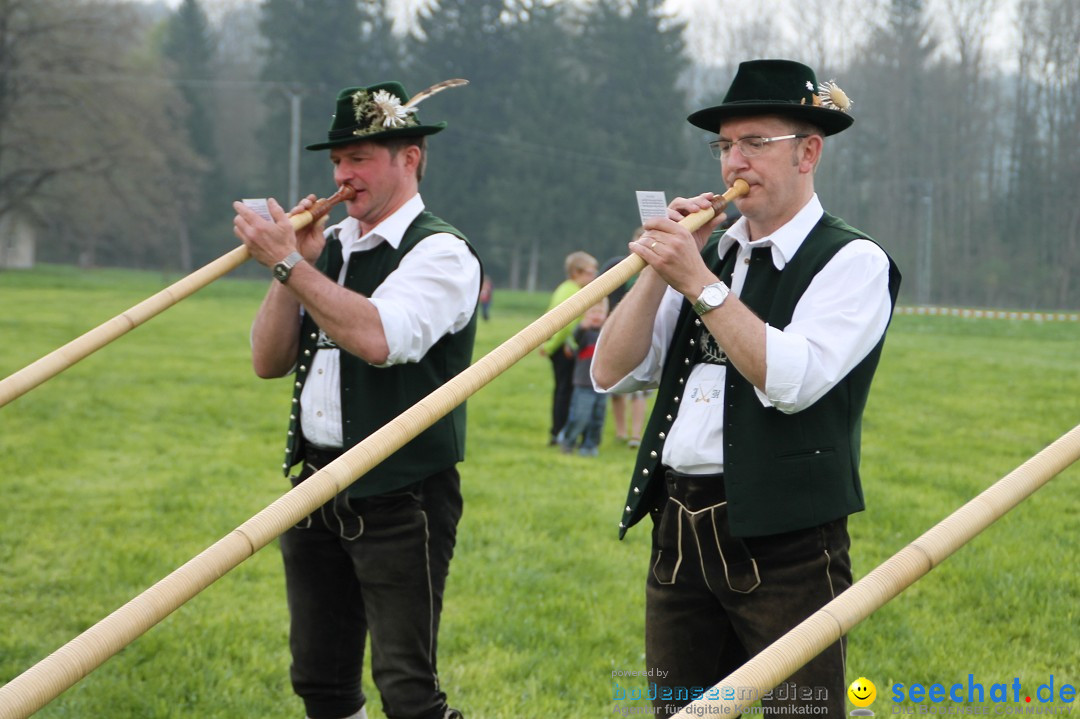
[708,134,808,159]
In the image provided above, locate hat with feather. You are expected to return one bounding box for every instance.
[687,59,853,136]
[306,79,467,151]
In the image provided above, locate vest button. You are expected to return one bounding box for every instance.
[695,319,702,326]
[642,468,649,476]
[678,378,684,384]
[634,487,641,494]
[625,505,631,513]
[619,522,626,529]
[304,349,311,357]
[673,396,679,403]
[295,381,302,388]
[310,333,317,340]
[659,432,665,439]
[649,451,657,459]
[684,358,690,365]
[689,339,695,346]
[292,398,299,404]
[299,365,307,373]
[665,415,672,421]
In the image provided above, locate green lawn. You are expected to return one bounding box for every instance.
[0,265,1077,718]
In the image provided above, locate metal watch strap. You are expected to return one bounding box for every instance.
[273,251,304,284]
[692,281,730,316]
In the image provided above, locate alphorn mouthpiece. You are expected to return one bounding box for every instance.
[714,178,749,210]
[680,179,750,234]
[288,185,356,231]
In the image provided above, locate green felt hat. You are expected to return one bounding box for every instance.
[687,59,854,136]
[306,79,466,151]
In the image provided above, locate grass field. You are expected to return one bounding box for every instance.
[0,265,1077,718]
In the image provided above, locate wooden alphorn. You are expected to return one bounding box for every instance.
[0,180,748,718]
[0,185,356,409]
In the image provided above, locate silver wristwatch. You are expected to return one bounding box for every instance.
[692,281,730,316]
[272,251,305,284]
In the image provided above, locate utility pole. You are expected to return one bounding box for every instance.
[287,87,302,207]
[916,180,933,305]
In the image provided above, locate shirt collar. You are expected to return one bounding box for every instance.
[331,193,426,255]
[716,193,824,270]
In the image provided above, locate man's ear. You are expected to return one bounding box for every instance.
[401,144,423,174]
[797,134,823,173]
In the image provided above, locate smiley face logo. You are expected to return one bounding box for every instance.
[848,677,877,708]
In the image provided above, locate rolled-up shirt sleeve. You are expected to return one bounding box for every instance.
[367,233,481,366]
[760,239,893,413]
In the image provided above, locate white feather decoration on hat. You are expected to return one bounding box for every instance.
[402,78,469,112]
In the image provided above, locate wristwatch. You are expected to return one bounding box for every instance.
[692,281,730,316]
[272,251,305,284]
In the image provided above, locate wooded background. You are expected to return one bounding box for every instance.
[1,0,1077,309]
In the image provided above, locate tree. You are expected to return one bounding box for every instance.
[0,0,199,269]
[1011,0,1080,307]
[257,0,403,206]
[838,0,939,303]
[161,0,221,271]
[413,0,695,291]
[569,0,693,240]
[411,0,570,289]
[933,0,1003,307]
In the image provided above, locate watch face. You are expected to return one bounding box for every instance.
[702,286,724,305]
[273,263,289,281]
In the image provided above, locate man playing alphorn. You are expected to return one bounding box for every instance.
[233,80,478,719]
[593,59,901,715]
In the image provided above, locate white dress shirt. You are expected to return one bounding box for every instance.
[300,194,481,448]
[595,194,892,475]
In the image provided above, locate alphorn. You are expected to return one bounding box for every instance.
[0,185,356,410]
[671,421,1080,718]
[0,181,747,718]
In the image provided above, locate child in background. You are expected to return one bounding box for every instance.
[558,299,609,457]
[541,251,598,446]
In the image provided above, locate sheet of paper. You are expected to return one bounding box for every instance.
[241,198,272,222]
[635,191,668,225]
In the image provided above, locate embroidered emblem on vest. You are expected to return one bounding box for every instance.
[316,329,339,350]
[697,327,728,365]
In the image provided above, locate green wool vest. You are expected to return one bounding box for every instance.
[618,213,900,538]
[282,211,481,498]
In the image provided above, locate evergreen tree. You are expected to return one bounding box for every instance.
[569,0,693,261]
[411,0,568,289]
[413,0,694,290]
[162,0,221,269]
[257,0,402,206]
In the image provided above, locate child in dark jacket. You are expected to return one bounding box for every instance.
[558,299,608,456]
